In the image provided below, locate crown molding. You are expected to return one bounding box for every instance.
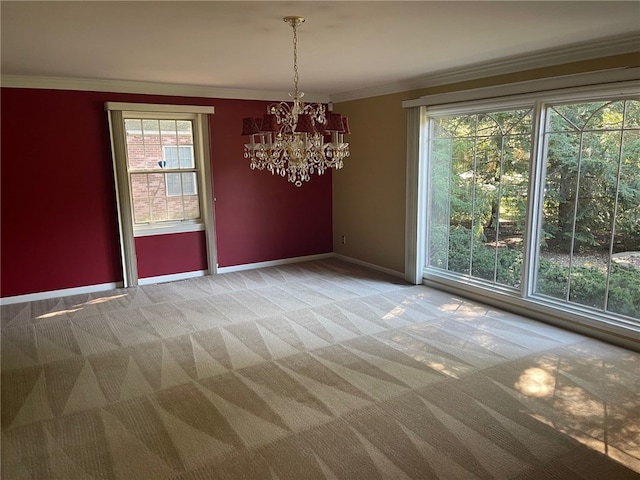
[402,70,640,109]
[0,75,330,104]
[331,32,640,103]
[2,32,637,105]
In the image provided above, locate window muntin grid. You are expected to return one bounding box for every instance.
[125,119,200,224]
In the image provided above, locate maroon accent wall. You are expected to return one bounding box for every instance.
[0,88,333,297]
[210,100,333,267]
[135,231,207,278]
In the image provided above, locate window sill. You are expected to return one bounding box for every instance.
[133,221,204,237]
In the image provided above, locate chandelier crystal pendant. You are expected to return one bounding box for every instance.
[241,16,350,187]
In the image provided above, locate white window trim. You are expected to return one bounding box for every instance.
[126,116,202,232]
[405,78,640,348]
[133,221,205,237]
[106,103,216,287]
[106,102,214,115]
[402,68,640,109]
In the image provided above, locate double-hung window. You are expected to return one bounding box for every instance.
[106,103,216,287]
[125,118,201,226]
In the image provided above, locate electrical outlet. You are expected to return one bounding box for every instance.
[341,235,346,245]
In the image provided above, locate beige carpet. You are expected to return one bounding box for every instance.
[1,259,639,479]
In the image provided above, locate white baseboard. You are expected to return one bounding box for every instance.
[0,253,403,304]
[137,270,208,286]
[217,253,334,274]
[333,254,405,278]
[0,282,123,305]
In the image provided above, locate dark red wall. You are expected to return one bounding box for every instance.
[210,99,333,267]
[0,88,332,297]
[135,232,207,278]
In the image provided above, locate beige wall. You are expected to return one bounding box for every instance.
[332,53,640,274]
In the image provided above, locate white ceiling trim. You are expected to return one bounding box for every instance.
[331,32,640,103]
[1,32,637,105]
[402,69,640,109]
[0,75,330,104]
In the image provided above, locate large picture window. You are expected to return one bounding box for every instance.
[417,84,639,337]
[536,99,640,319]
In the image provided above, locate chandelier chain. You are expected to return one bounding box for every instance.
[292,21,299,99]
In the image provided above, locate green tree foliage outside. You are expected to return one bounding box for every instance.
[542,101,640,253]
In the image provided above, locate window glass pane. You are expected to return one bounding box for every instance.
[536,99,640,321]
[124,117,200,225]
[159,120,176,132]
[428,135,454,270]
[164,147,179,168]
[539,131,581,255]
[125,118,163,170]
[183,195,200,220]
[160,120,180,167]
[177,120,192,134]
[165,173,200,219]
[536,130,580,301]
[130,170,200,222]
[608,128,640,317]
[181,172,197,195]
[141,120,161,168]
[125,119,195,171]
[162,146,194,169]
[129,173,169,223]
[167,197,184,220]
[446,135,475,276]
[624,101,640,128]
[551,102,608,130]
[178,146,195,168]
[125,119,145,170]
[584,101,624,130]
[566,130,616,310]
[148,172,169,222]
[125,119,142,132]
[165,172,198,196]
[166,172,182,196]
[428,109,531,288]
[447,115,475,136]
[142,119,160,137]
[130,173,151,224]
[476,114,502,136]
[496,130,530,286]
[548,107,578,132]
[500,110,532,135]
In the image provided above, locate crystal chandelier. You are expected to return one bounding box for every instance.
[241,16,350,187]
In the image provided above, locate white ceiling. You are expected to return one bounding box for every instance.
[2,1,639,101]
